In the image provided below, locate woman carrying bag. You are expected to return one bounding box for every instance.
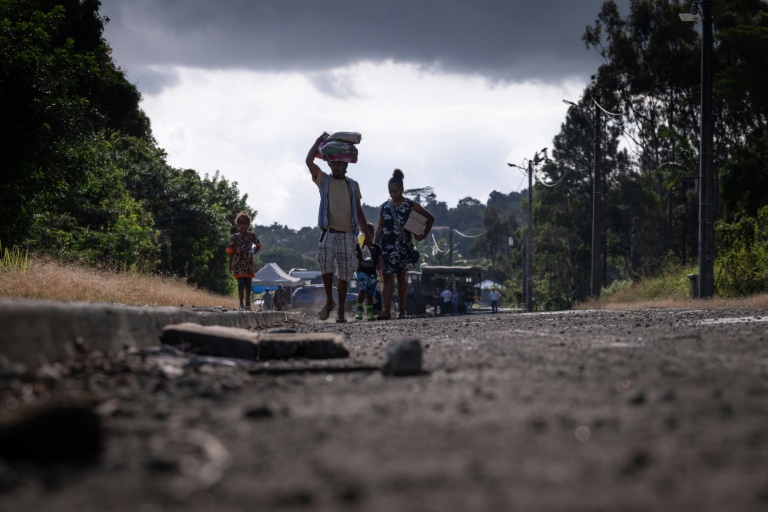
[375,169,434,320]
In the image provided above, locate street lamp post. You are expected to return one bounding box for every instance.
[525,160,533,311]
[699,0,715,298]
[679,0,715,298]
[592,105,602,299]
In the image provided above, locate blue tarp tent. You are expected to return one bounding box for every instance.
[251,263,300,293]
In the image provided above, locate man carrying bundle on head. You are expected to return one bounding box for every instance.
[306,131,371,323]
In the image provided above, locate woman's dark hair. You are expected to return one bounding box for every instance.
[389,168,405,187]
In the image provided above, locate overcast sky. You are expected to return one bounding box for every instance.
[99,0,627,230]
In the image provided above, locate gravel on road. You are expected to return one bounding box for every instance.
[1,307,767,512]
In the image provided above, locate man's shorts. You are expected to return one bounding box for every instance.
[355,271,377,296]
[317,230,358,281]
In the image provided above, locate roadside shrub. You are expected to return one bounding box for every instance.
[715,206,768,297]
[598,267,692,303]
[0,241,30,272]
[543,296,571,311]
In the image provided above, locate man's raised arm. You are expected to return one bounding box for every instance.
[305,132,327,181]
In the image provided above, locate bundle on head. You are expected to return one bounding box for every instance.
[317,140,358,163]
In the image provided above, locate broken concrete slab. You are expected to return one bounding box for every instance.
[160,324,260,360]
[0,298,290,369]
[160,323,349,361]
[257,332,349,360]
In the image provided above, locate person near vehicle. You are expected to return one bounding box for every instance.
[354,221,384,321]
[489,289,502,313]
[306,132,371,323]
[463,289,475,314]
[433,287,442,316]
[451,287,459,315]
[273,284,288,311]
[375,169,434,320]
[226,210,261,311]
[262,289,273,311]
[440,286,453,315]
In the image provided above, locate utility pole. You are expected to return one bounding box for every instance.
[699,0,715,298]
[508,149,546,313]
[525,160,534,312]
[449,226,454,266]
[563,98,622,299]
[592,105,602,298]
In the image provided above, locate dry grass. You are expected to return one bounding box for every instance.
[573,266,768,310]
[577,293,768,310]
[4,258,767,312]
[0,257,234,308]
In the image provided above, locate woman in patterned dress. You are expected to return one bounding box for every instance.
[374,169,434,319]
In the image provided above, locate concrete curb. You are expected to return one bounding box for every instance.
[0,298,296,369]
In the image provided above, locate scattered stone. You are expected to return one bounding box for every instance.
[381,338,424,376]
[244,405,274,420]
[0,459,19,491]
[621,450,652,476]
[659,389,676,402]
[629,391,646,405]
[274,489,315,507]
[336,483,365,504]
[0,405,102,464]
[664,415,678,431]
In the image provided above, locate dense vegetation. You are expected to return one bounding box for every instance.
[1,0,247,294]
[2,0,767,304]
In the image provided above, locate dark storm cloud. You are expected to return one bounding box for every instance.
[101,0,628,86]
[134,68,181,95]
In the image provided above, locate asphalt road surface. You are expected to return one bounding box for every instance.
[1,306,767,511]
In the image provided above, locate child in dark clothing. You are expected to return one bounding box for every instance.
[354,222,384,320]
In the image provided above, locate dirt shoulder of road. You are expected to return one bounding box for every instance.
[1,306,767,511]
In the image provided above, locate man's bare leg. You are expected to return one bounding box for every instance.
[317,272,336,320]
[337,279,348,319]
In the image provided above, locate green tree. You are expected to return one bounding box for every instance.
[470,208,519,284]
[0,0,149,246]
[30,133,159,270]
[581,0,768,287]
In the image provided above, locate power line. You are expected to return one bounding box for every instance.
[453,220,500,239]
[431,233,449,253]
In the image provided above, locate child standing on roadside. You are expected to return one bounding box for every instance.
[226,210,261,310]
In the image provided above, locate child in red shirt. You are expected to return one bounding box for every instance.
[226,210,261,310]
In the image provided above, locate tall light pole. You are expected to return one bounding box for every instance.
[563,99,622,298]
[680,0,715,298]
[525,160,533,311]
[592,105,602,298]
[508,148,547,312]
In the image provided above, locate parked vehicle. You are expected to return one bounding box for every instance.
[288,268,323,285]
[291,284,357,312]
[402,265,482,315]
